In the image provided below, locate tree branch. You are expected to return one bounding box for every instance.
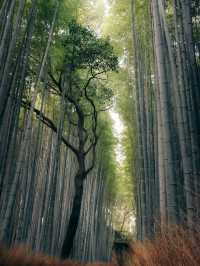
[21,100,79,156]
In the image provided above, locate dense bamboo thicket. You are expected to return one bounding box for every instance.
[131,0,200,238]
[101,0,200,241]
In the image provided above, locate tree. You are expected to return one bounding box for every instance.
[45,21,118,258]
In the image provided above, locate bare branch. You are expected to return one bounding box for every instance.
[21,100,79,156]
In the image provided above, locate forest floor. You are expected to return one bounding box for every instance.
[0,227,200,266]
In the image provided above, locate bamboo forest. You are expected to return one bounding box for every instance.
[0,0,200,265]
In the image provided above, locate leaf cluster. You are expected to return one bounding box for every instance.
[61,20,118,73]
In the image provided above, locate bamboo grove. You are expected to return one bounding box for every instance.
[131,0,200,239]
[100,0,200,241]
[0,0,200,263]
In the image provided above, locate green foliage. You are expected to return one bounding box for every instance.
[102,0,132,55]
[50,20,118,120]
[78,0,105,31]
[26,2,119,130]
[59,20,118,72]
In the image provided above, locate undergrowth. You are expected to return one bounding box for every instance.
[0,228,200,266]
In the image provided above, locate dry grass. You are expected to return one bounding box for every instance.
[0,228,200,266]
[129,227,200,266]
[0,243,115,266]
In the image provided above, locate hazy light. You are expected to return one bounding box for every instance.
[104,0,110,17]
[109,109,126,165]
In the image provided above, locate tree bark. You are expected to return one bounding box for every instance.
[61,172,85,258]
